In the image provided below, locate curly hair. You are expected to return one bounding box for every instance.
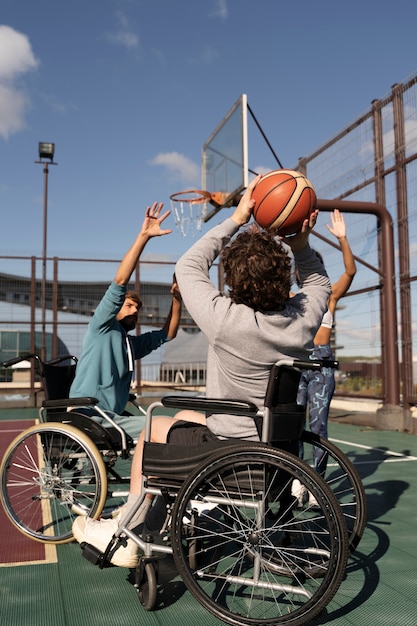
[221,226,291,312]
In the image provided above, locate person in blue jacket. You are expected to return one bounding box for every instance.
[69,202,182,440]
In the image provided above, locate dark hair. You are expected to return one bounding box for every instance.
[221,226,291,312]
[125,291,142,308]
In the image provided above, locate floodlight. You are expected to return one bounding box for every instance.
[38,142,55,161]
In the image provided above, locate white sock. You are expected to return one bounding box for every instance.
[118,494,152,531]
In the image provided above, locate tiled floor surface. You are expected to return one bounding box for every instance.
[1,408,416,625]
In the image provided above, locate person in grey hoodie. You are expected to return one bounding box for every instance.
[72,174,331,567]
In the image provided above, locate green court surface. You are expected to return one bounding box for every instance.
[1,408,417,626]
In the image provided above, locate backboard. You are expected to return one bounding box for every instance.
[170,94,248,235]
[202,94,248,219]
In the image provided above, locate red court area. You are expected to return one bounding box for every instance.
[0,420,50,566]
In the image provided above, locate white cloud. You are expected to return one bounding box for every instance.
[189,43,219,66]
[211,0,228,20]
[200,43,219,65]
[42,92,77,115]
[252,165,273,177]
[150,152,200,186]
[0,25,39,139]
[151,48,167,66]
[0,84,29,138]
[106,29,139,49]
[0,25,38,79]
[104,12,139,50]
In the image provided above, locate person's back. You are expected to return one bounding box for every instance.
[176,212,330,441]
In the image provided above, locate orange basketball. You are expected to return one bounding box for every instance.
[252,169,317,235]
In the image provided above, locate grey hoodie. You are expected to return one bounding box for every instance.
[175,218,331,440]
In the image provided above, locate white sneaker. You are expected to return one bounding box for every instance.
[72,516,138,568]
[291,479,307,507]
[308,492,320,509]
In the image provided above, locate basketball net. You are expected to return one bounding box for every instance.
[169,190,211,237]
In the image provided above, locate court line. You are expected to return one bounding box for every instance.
[0,419,58,567]
[330,437,417,462]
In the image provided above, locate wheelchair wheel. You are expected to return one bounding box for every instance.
[171,444,348,626]
[299,431,367,552]
[0,422,107,543]
[135,560,158,611]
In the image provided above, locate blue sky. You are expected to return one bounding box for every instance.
[1,0,417,268]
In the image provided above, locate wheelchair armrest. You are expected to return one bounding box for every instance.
[293,359,339,370]
[161,396,258,415]
[42,396,99,409]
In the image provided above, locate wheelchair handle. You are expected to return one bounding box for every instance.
[1,353,41,368]
[2,353,77,368]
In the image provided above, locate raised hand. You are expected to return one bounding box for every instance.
[231,175,262,227]
[326,209,346,240]
[282,209,319,251]
[141,202,172,238]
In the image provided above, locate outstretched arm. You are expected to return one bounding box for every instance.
[114,202,172,286]
[326,209,356,304]
[162,277,182,340]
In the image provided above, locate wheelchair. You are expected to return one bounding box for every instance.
[0,353,142,543]
[77,357,363,625]
[1,355,366,558]
[1,355,366,623]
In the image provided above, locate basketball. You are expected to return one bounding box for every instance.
[252,169,317,235]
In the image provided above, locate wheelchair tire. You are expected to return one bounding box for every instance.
[299,431,367,553]
[171,444,348,626]
[136,561,158,611]
[0,422,108,543]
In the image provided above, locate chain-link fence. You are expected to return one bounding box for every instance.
[2,71,417,421]
[297,71,417,417]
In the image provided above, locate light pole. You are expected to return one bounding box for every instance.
[35,142,57,361]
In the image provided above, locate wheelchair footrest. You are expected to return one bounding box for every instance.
[80,542,107,567]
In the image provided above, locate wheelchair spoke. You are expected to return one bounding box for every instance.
[171,445,348,625]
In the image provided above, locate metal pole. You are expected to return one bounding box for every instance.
[316,198,400,408]
[41,162,49,362]
[36,143,56,362]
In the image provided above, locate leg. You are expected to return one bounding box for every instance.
[110,411,146,441]
[72,410,206,567]
[307,366,335,473]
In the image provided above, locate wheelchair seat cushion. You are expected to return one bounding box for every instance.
[167,420,219,445]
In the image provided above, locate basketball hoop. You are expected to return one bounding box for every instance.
[170,189,212,237]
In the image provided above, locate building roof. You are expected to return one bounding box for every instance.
[161,329,208,365]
